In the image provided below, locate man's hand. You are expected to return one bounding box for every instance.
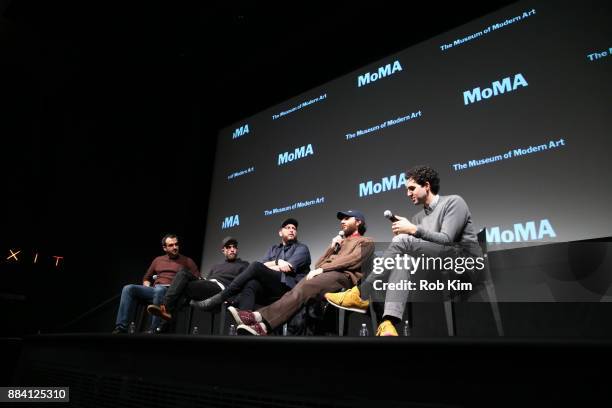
[142,281,151,287]
[330,235,344,249]
[263,261,281,271]
[391,215,418,235]
[306,268,323,280]
[277,259,293,273]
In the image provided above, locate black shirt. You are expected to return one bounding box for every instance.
[207,258,249,287]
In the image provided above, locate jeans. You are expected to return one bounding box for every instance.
[115,284,168,330]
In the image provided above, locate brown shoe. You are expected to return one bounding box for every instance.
[147,304,172,321]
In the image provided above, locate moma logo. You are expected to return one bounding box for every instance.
[463,73,528,105]
[357,60,403,88]
[359,172,406,197]
[232,124,250,139]
[221,215,240,229]
[278,144,314,166]
[486,219,556,243]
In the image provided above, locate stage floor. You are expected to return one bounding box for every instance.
[7,334,612,407]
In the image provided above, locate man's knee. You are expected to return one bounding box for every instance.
[297,277,325,296]
[178,268,192,278]
[252,262,268,273]
[392,233,413,244]
[122,284,136,296]
[390,233,421,254]
[243,279,262,292]
[246,261,263,270]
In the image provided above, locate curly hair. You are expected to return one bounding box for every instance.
[406,165,440,194]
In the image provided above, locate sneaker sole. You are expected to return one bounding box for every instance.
[325,298,368,314]
[236,324,262,336]
[227,306,245,325]
[146,305,172,321]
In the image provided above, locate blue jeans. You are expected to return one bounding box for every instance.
[115,284,168,330]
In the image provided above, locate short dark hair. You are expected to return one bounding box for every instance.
[222,236,238,248]
[406,165,440,194]
[161,233,178,247]
[357,221,367,235]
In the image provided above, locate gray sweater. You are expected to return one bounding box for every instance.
[412,195,478,247]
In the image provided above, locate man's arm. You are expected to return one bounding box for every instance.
[263,259,294,273]
[261,246,277,264]
[314,246,335,268]
[279,244,311,273]
[263,261,282,271]
[261,245,282,270]
[414,196,470,244]
[186,257,200,278]
[316,239,374,272]
[142,258,157,286]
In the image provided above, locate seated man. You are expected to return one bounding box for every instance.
[147,236,249,321]
[229,210,374,336]
[191,218,311,312]
[325,165,481,336]
[113,234,199,334]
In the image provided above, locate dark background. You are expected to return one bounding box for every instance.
[2,0,528,335]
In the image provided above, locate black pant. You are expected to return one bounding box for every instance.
[222,262,290,310]
[165,269,222,313]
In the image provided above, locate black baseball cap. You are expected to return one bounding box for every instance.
[221,236,238,247]
[337,209,366,223]
[281,218,299,229]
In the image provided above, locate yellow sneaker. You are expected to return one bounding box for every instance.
[324,286,369,313]
[376,320,398,336]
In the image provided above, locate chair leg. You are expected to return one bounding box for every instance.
[338,309,346,336]
[478,230,504,336]
[369,300,378,333]
[443,299,456,336]
[406,302,413,330]
[482,254,504,336]
[137,303,148,332]
[484,282,504,336]
[186,306,193,335]
[219,303,227,335]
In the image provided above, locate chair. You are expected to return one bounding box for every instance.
[184,302,226,335]
[134,275,167,333]
[133,301,151,332]
[443,228,504,336]
[337,299,378,336]
[188,301,288,335]
[336,250,379,336]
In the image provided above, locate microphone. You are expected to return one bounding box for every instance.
[384,210,399,222]
[334,231,345,253]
